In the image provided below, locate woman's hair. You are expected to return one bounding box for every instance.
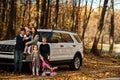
[32,27,38,38]
[20,28,25,31]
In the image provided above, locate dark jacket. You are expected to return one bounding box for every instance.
[24,34,31,46]
[39,43,50,60]
[15,34,25,51]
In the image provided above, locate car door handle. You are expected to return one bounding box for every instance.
[73,45,76,47]
[60,45,64,47]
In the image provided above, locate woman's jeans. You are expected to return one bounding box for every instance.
[14,50,23,73]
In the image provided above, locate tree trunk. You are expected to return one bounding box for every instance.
[54,0,59,29]
[82,0,88,36]
[28,0,31,27]
[45,0,50,28]
[74,0,81,33]
[48,0,52,29]
[6,0,16,39]
[109,0,114,54]
[0,0,6,39]
[13,0,16,35]
[40,0,46,29]
[82,0,93,52]
[22,1,27,27]
[71,0,76,32]
[91,0,109,56]
[36,0,39,28]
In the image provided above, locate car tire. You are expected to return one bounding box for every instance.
[69,54,81,70]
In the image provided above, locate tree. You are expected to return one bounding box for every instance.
[45,0,50,28]
[109,0,114,54]
[36,0,40,28]
[6,0,16,39]
[28,0,31,27]
[0,0,6,39]
[21,1,26,27]
[82,0,94,50]
[40,0,47,29]
[74,0,81,33]
[71,0,76,32]
[91,0,109,56]
[54,0,59,29]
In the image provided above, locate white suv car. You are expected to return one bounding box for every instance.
[0,29,84,70]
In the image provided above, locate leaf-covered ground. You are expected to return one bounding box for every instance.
[0,53,120,80]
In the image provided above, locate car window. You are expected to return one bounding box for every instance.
[73,35,81,43]
[61,33,74,43]
[38,31,74,43]
[49,32,73,43]
[48,32,62,43]
[38,32,53,42]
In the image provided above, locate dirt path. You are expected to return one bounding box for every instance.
[0,53,120,80]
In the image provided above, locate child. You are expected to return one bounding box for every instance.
[31,44,42,76]
[39,36,50,61]
[40,37,57,76]
[24,27,31,54]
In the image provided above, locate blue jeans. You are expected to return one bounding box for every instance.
[14,50,23,73]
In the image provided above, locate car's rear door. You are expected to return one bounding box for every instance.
[49,32,74,61]
[48,32,62,61]
[58,32,75,60]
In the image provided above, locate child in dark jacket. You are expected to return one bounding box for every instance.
[39,36,51,75]
[39,37,50,61]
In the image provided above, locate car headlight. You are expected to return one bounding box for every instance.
[0,45,2,51]
[4,45,9,52]
[9,45,15,52]
[0,44,15,52]
[0,45,5,51]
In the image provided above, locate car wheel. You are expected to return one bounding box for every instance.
[70,54,81,70]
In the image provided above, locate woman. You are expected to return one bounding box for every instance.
[25,27,39,46]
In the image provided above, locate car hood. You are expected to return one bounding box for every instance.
[0,40,16,45]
